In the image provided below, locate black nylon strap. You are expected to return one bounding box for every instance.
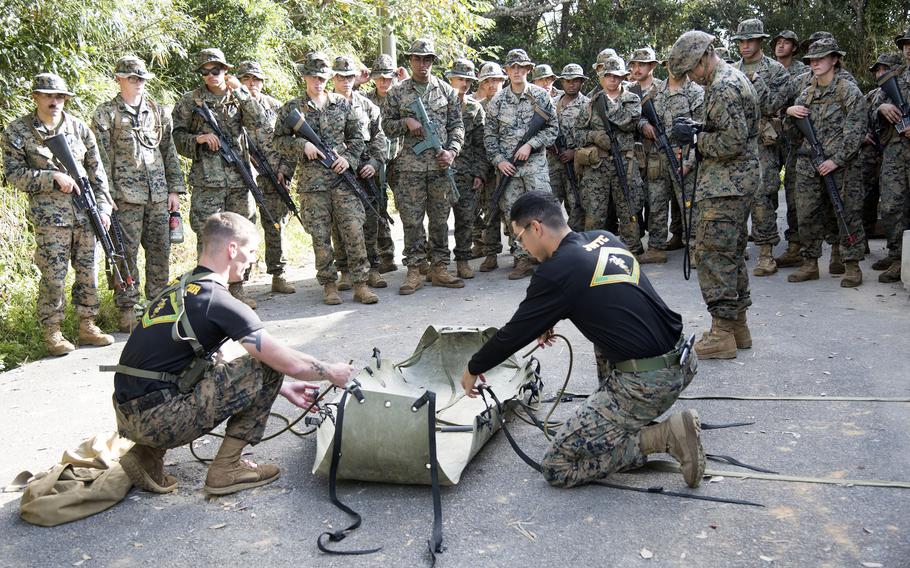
[706,453,779,474]
[414,391,445,563]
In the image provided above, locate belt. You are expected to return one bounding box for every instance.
[613,333,694,373]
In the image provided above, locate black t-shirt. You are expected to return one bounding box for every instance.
[468,231,684,375]
[114,267,264,403]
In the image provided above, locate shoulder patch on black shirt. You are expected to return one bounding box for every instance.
[590,246,640,287]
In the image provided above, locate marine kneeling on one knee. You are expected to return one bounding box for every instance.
[105,212,357,496]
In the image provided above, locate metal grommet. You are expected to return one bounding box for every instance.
[411,406,418,412]
[425,463,431,469]
[384,400,391,408]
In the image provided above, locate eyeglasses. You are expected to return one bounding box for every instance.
[199,67,225,77]
[514,221,535,246]
[126,76,146,84]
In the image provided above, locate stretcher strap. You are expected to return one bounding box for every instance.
[413,391,445,563]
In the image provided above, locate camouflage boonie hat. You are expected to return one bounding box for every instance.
[478,62,507,81]
[629,47,657,64]
[668,31,716,78]
[196,48,233,70]
[404,38,437,58]
[731,19,770,41]
[802,37,846,63]
[332,56,359,77]
[559,63,586,80]
[530,64,557,81]
[235,60,266,80]
[445,58,477,80]
[297,52,333,79]
[714,47,734,64]
[370,54,396,78]
[592,48,619,70]
[31,73,75,97]
[869,52,904,72]
[600,56,629,77]
[504,49,534,68]
[895,28,910,49]
[800,31,833,53]
[771,30,800,50]
[114,56,155,80]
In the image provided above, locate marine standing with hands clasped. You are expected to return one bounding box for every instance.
[549,63,589,232]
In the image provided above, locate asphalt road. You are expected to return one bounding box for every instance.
[2,209,908,568]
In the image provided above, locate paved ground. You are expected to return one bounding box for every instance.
[2,208,909,568]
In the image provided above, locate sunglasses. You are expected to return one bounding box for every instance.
[199,67,225,77]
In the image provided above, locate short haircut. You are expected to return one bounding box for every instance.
[201,212,258,252]
[510,191,567,230]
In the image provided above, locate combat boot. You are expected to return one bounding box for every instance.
[456,260,475,279]
[840,261,862,288]
[323,282,342,305]
[694,317,737,359]
[637,248,668,264]
[118,308,137,333]
[44,323,74,357]
[353,283,379,304]
[78,319,114,347]
[377,258,398,274]
[731,311,752,349]
[639,409,705,488]
[508,258,535,280]
[665,234,684,251]
[430,264,465,288]
[828,244,844,275]
[774,241,802,268]
[787,258,819,282]
[228,283,257,309]
[271,274,296,294]
[753,244,777,276]
[204,436,279,496]
[479,255,498,272]
[470,243,485,259]
[119,444,177,494]
[420,261,432,282]
[337,272,352,291]
[367,269,388,288]
[871,256,893,271]
[399,266,424,295]
[878,260,901,283]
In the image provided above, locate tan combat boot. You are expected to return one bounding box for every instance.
[638,248,668,264]
[119,444,177,493]
[204,436,279,496]
[44,323,75,357]
[828,244,844,275]
[878,259,901,283]
[665,234,684,251]
[78,319,114,347]
[731,311,752,349]
[399,266,424,295]
[840,260,862,287]
[337,272,353,291]
[639,409,705,488]
[271,274,296,294]
[353,283,379,304]
[430,264,465,288]
[694,317,737,359]
[420,261,432,282]
[753,244,777,276]
[118,308,137,333]
[871,256,893,271]
[508,258,535,280]
[323,282,342,305]
[229,282,257,309]
[377,258,398,274]
[470,243,485,259]
[774,241,802,268]
[456,260,475,279]
[479,255,498,272]
[367,269,388,288]
[787,258,819,282]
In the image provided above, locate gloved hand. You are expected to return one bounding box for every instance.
[670,117,702,146]
[592,131,611,150]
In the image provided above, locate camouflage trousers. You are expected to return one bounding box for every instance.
[780,138,800,243]
[335,179,395,271]
[258,177,292,276]
[112,200,171,310]
[795,163,866,261]
[750,144,781,247]
[393,169,452,267]
[34,223,100,327]
[474,175,501,253]
[858,145,882,235]
[482,167,551,260]
[301,189,368,285]
[878,140,910,260]
[696,195,752,320]
[580,162,643,254]
[189,186,254,257]
[541,339,697,488]
[114,355,283,448]
[641,153,673,250]
[452,172,478,261]
[548,154,584,231]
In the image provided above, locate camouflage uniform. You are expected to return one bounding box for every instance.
[483,49,558,261]
[549,64,589,231]
[92,57,187,313]
[472,62,508,254]
[2,81,112,329]
[576,57,644,253]
[171,49,267,255]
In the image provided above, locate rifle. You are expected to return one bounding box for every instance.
[44,133,135,291]
[552,132,584,217]
[283,108,395,226]
[593,94,637,224]
[640,94,686,202]
[406,98,460,203]
[793,116,857,246]
[193,102,279,230]
[877,67,910,134]
[244,131,304,228]
[488,105,551,211]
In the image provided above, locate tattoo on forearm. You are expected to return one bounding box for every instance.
[312,361,330,381]
[240,330,263,352]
